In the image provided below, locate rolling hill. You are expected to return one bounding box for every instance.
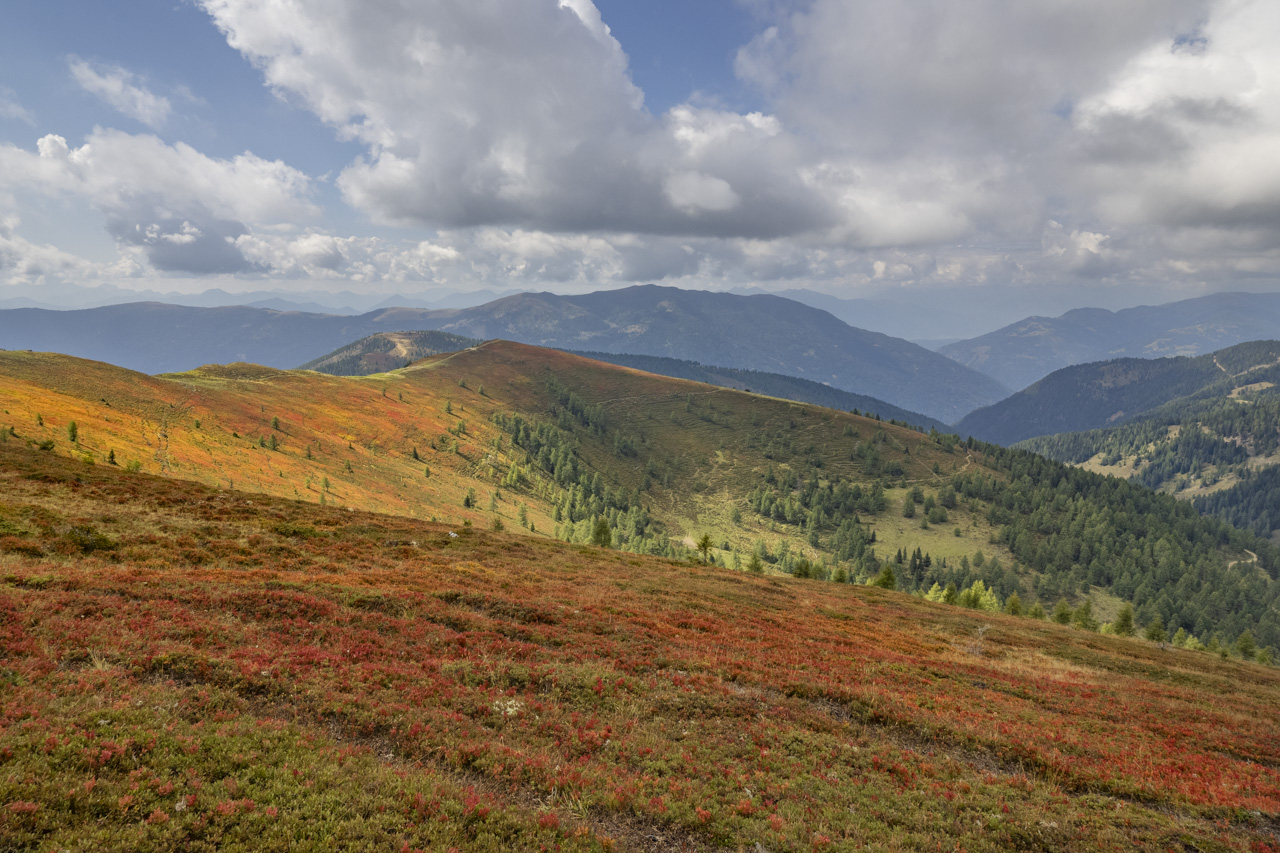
[941,291,1280,391]
[2,341,1278,653]
[0,285,1009,422]
[955,341,1280,447]
[300,330,949,431]
[3,433,1280,851]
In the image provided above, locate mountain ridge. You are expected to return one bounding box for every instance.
[298,330,950,431]
[955,340,1280,446]
[3,341,1278,653]
[941,291,1280,390]
[0,284,1008,422]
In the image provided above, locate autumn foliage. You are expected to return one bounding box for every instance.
[1,441,1278,851]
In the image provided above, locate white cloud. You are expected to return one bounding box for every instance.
[664,172,740,214]
[729,0,1280,280]
[69,58,172,128]
[198,0,828,239]
[7,0,1280,305]
[1074,0,1280,238]
[0,88,35,125]
[0,129,316,273]
[0,214,127,285]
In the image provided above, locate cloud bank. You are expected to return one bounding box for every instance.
[3,0,1280,303]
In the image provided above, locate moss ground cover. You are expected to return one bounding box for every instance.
[2,442,1279,850]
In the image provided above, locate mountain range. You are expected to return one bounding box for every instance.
[0,285,1009,423]
[2,340,1277,649]
[955,340,1280,447]
[299,330,950,431]
[941,291,1280,391]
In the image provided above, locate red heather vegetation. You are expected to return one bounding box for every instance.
[2,441,1279,851]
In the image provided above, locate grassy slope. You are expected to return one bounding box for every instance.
[4,343,1277,648]
[0,346,555,533]
[298,330,481,376]
[2,441,1279,852]
[0,343,981,577]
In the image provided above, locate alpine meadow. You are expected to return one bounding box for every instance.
[7,1,1280,850]
[3,340,1280,850]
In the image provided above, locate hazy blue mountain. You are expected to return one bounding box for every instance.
[245,298,362,315]
[941,291,1280,391]
[739,285,1133,342]
[300,329,949,431]
[0,303,403,373]
[368,289,529,310]
[956,340,1280,446]
[419,285,1008,422]
[0,285,1007,421]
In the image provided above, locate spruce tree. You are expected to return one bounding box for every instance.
[591,517,612,548]
[1052,599,1073,624]
[1073,599,1099,632]
[1113,604,1135,637]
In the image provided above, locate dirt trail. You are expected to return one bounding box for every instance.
[1228,548,1258,569]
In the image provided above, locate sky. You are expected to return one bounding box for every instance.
[2,0,1280,322]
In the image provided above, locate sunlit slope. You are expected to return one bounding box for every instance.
[0,348,525,527]
[4,342,1280,652]
[0,342,969,560]
[2,441,1279,851]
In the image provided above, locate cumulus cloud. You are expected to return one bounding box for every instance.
[198,0,832,239]
[7,0,1280,303]
[69,58,172,128]
[1073,1,1280,236]
[0,215,101,284]
[727,0,1280,280]
[0,129,316,274]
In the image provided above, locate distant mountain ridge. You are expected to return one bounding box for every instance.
[299,330,950,431]
[941,291,1280,391]
[568,350,950,432]
[956,340,1280,446]
[0,284,1008,422]
[416,286,1008,422]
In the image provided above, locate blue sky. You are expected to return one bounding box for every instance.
[2,0,1280,321]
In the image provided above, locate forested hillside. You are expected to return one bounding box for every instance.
[1018,343,1280,538]
[959,340,1280,445]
